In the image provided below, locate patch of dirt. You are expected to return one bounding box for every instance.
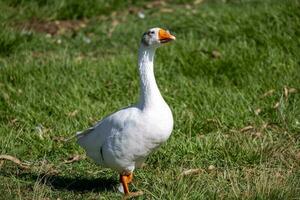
[18,18,87,35]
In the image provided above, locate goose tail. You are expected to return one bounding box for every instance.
[63,127,94,142]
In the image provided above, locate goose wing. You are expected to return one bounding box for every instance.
[76,106,140,165]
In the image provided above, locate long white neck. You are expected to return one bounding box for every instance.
[138,44,165,109]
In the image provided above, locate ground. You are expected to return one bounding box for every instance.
[0,0,299,199]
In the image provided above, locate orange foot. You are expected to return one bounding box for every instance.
[120,173,143,199]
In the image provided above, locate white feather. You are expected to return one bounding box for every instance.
[76,27,174,178]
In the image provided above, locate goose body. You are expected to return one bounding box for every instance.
[76,28,175,196]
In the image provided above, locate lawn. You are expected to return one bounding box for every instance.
[0,0,300,199]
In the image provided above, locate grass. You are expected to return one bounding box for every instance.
[0,0,300,199]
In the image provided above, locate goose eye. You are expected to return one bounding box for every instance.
[148,31,155,35]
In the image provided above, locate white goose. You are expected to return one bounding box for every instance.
[76,27,175,197]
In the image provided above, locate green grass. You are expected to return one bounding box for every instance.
[1,0,300,199]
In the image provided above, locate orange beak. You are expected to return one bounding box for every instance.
[158,29,176,43]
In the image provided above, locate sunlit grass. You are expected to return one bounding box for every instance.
[0,0,299,199]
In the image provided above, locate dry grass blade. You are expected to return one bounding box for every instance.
[261,123,268,130]
[273,102,280,109]
[63,155,82,164]
[211,50,221,58]
[261,89,275,98]
[240,125,263,137]
[160,8,173,13]
[206,118,222,128]
[284,86,298,101]
[296,152,300,160]
[0,155,60,174]
[254,108,261,115]
[288,88,298,94]
[52,136,67,142]
[0,160,4,168]
[208,165,216,171]
[123,191,144,200]
[0,154,30,169]
[179,168,204,177]
[44,165,59,175]
[108,19,119,38]
[194,0,204,5]
[35,160,59,175]
[240,125,254,132]
[284,86,289,101]
[145,0,167,9]
[67,110,79,117]
[254,131,262,137]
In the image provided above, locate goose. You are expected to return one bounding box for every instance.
[76,27,176,197]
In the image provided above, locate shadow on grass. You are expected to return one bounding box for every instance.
[1,170,117,193]
[39,174,117,193]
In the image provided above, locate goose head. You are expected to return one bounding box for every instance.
[141,28,176,48]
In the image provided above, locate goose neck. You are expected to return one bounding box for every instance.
[138,45,164,109]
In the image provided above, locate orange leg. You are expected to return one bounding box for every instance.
[120,173,132,194]
[120,173,143,199]
[127,173,133,184]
